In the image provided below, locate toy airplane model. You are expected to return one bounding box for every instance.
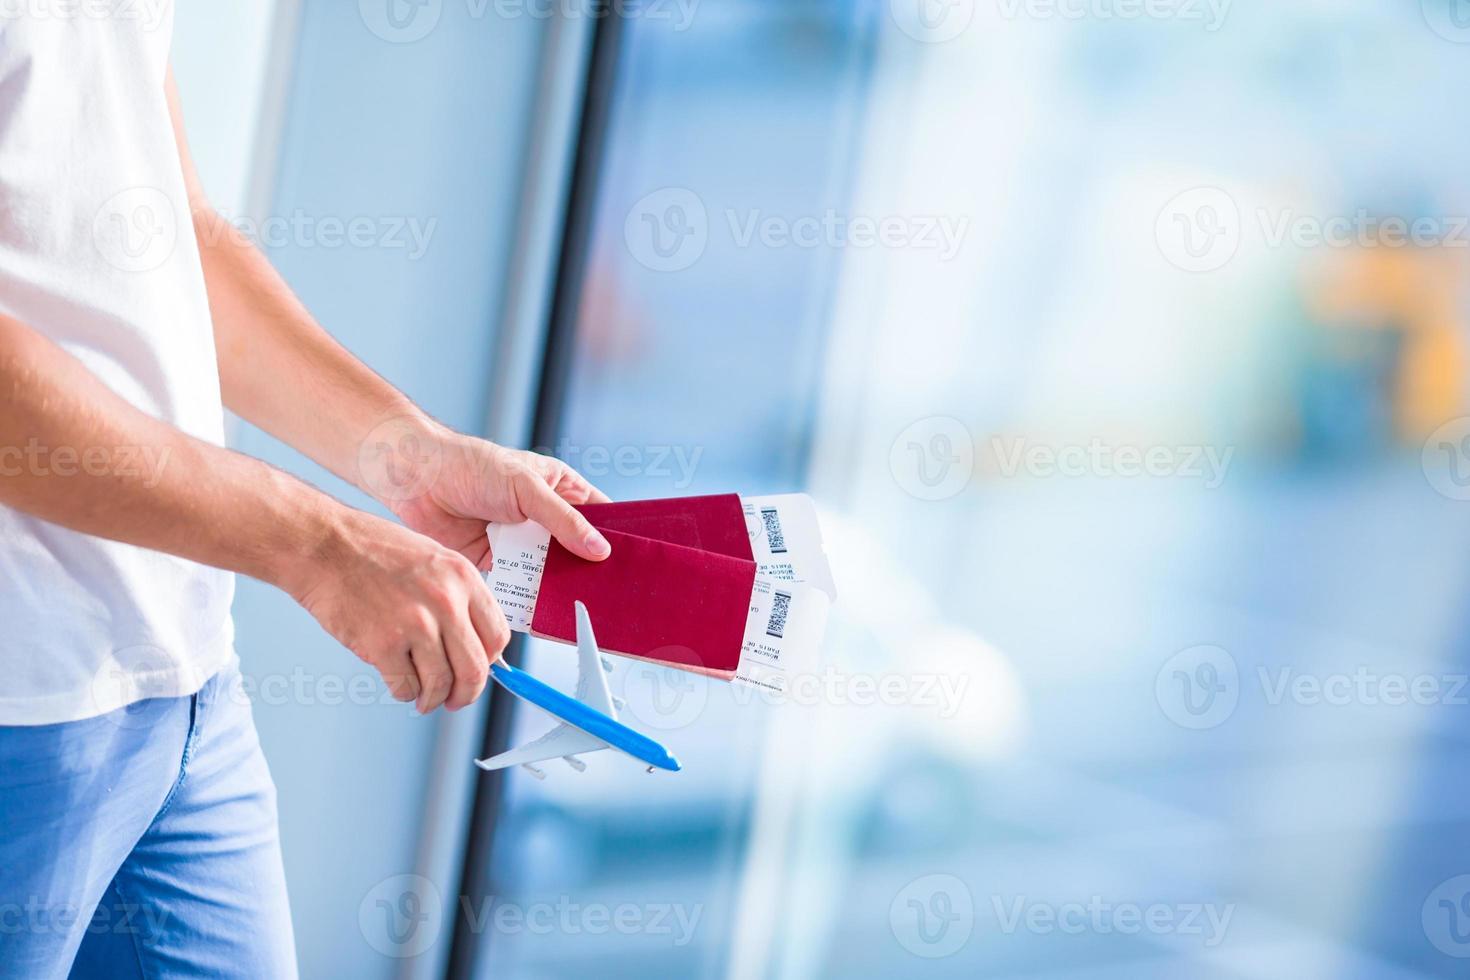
[475,601,681,778]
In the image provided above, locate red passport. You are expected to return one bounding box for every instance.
[530,494,756,674]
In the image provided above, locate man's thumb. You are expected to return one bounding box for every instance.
[521,479,611,561]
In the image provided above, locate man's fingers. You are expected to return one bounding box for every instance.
[527,452,609,506]
[556,465,610,505]
[442,613,489,712]
[468,584,512,666]
[411,642,454,714]
[378,649,420,703]
[517,472,611,561]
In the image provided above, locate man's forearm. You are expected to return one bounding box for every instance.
[165,70,429,497]
[194,207,429,496]
[0,313,347,597]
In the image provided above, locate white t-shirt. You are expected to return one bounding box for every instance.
[0,4,236,724]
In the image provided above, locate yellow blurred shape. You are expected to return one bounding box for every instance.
[1303,240,1469,442]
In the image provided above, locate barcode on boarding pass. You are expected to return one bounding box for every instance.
[765,590,792,639]
[760,507,788,554]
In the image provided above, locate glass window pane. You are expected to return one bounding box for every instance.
[477,4,879,978]
[480,3,1470,977]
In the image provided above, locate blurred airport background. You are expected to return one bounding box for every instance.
[174,0,1470,977]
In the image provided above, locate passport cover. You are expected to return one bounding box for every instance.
[572,493,753,561]
[529,495,757,673]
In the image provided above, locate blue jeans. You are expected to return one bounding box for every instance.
[0,660,298,979]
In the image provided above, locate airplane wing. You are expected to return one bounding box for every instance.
[474,607,681,776]
[474,722,606,771]
[573,601,618,717]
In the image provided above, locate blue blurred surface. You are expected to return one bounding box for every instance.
[476,2,1470,978]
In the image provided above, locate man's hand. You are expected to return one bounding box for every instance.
[0,315,526,715]
[284,508,512,714]
[169,71,612,713]
[302,419,615,712]
[361,419,613,571]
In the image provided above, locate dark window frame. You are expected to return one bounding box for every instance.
[443,8,627,979]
